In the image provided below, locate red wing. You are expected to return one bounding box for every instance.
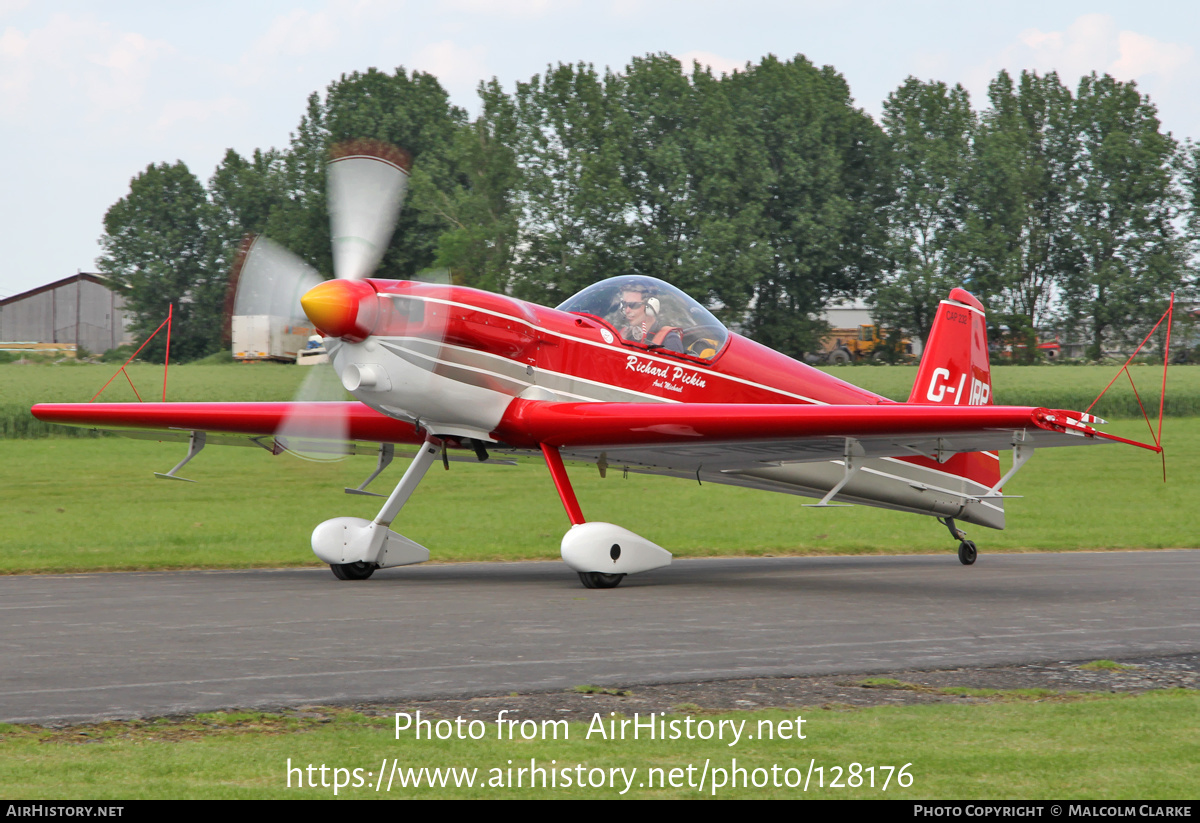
[34,398,1157,470]
[31,402,428,454]
[494,399,1157,472]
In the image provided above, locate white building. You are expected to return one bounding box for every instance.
[821,299,874,329]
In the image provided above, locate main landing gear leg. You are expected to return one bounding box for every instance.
[312,435,442,580]
[540,444,671,589]
[939,516,977,566]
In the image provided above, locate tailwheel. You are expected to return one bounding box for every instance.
[578,572,625,589]
[957,540,978,566]
[331,561,378,580]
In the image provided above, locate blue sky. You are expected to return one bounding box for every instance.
[2,1,1198,299]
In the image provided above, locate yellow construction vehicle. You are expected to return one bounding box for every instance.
[809,325,912,364]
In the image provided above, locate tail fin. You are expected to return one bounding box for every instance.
[908,288,1001,511]
[909,287,993,407]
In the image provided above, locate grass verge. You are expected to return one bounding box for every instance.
[1,691,1196,799]
[1079,660,1139,672]
[860,679,1078,701]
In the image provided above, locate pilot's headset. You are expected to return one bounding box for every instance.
[644,296,660,319]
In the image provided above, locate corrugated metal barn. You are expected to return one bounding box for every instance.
[0,273,132,354]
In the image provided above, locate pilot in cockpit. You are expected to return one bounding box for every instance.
[612,282,684,353]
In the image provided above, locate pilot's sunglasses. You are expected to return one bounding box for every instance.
[620,300,645,309]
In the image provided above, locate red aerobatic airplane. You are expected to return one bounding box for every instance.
[33,143,1161,588]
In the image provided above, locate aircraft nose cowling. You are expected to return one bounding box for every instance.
[301,279,380,342]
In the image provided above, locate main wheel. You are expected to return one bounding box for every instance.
[331,561,377,580]
[829,349,851,365]
[578,572,625,589]
[957,540,977,566]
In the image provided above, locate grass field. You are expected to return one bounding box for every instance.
[824,363,1193,417]
[0,362,326,437]
[2,691,1196,799]
[0,416,1193,574]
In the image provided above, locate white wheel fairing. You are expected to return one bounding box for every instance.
[312,516,429,568]
[560,522,672,575]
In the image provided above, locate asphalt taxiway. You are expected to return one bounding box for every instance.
[2,551,1197,724]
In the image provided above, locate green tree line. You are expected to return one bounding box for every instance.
[98,54,1196,363]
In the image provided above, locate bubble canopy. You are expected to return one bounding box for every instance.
[556,276,729,361]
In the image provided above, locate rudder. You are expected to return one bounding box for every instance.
[909,287,993,407]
